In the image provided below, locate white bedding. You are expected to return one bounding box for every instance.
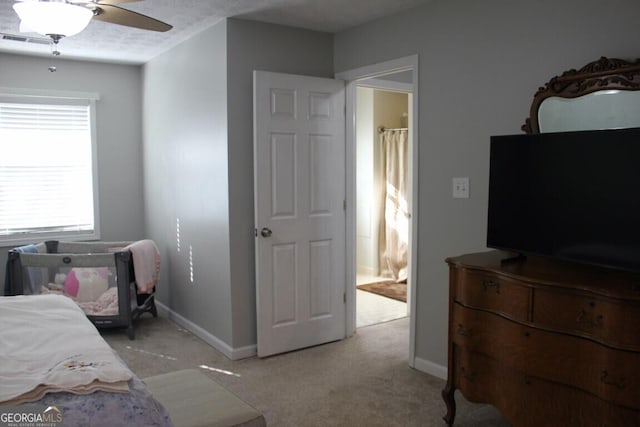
[0,294,132,405]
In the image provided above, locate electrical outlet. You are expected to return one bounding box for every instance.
[453,177,469,199]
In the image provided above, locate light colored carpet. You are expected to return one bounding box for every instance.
[102,315,510,426]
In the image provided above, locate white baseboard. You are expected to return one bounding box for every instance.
[155,301,257,361]
[357,265,377,276]
[413,355,447,380]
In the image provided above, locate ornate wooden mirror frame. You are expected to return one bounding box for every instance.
[522,56,640,133]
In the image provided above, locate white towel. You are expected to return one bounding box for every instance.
[0,294,132,405]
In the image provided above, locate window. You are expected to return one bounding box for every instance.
[0,92,99,244]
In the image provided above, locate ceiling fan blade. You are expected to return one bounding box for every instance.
[97,0,143,4]
[71,0,142,5]
[91,4,172,32]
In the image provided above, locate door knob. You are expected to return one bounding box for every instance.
[261,227,272,238]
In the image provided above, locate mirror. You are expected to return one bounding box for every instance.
[522,57,640,133]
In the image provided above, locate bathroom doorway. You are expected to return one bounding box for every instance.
[337,55,419,366]
[354,75,412,328]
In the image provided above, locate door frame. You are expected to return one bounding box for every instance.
[336,54,419,367]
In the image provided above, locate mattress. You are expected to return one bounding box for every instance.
[0,294,172,426]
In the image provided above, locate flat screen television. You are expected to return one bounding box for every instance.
[487,127,640,273]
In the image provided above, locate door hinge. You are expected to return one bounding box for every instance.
[343,292,346,303]
[343,199,346,211]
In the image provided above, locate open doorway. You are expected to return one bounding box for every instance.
[337,55,419,366]
[355,82,411,328]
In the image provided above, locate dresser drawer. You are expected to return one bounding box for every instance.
[454,269,531,322]
[453,346,640,427]
[453,304,640,409]
[452,304,530,365]
[533,288,640,350]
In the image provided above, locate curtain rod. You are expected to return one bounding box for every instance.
[377,126,408,133]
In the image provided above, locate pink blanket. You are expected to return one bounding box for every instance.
[125,240,160,294]
[78,287,119,316]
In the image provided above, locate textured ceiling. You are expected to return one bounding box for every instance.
[0,0,431,64]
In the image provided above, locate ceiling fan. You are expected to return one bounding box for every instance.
[13,0,172,53]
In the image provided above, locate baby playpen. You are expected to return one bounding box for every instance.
[5,240,158,339]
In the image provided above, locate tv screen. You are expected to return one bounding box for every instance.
[487,127,640,273]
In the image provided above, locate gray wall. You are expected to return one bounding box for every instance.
[0,53,144,282]
[334,0,640,368]
[142,18,334,351]
[142,21,234,345]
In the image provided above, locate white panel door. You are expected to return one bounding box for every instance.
[254,71,346,357]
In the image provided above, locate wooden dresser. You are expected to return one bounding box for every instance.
[442,251,640,426]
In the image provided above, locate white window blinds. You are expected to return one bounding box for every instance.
[0,97,98,242]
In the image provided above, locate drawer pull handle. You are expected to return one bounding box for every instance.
[600,370,627,389]
[456,324,473,337]
[482,279,500,294]
[576,309,603,328]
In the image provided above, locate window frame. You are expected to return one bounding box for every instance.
[0,88,101,245]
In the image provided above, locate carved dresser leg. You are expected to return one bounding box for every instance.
[442,384,456,426]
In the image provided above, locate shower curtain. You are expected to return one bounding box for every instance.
[378,129,409,282]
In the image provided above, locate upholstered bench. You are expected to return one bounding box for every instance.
[144,369,266,427]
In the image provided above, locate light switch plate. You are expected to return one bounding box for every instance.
[453,177,469,199]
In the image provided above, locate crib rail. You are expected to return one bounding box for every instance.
[13,252,118,268]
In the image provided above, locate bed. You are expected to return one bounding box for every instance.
[0,294,173,426]
[5,240,159,339]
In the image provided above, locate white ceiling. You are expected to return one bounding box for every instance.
[0,0,432,64]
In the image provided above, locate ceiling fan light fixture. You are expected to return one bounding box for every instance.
[13,1,94,39]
